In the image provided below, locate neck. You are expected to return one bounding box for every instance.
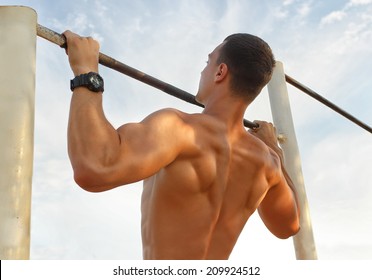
[202,91,250,133]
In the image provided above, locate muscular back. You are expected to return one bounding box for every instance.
[64,30,298,260]
[141,110,279,260]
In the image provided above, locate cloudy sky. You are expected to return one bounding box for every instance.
[3,0,371,260]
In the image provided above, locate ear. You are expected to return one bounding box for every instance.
[214,63,228,82]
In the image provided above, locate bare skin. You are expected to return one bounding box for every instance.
[64,31,300,260]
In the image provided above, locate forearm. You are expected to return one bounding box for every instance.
[68,88,120,184]
[268,144,300,215]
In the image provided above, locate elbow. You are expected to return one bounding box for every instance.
[276,228,300,240]
[73,172,93,192]
[276,207,301,239]
[72,164,108,193]
[275,222,301,239]
[73,167,98,192]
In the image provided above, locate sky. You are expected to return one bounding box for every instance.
[2,0,371,260]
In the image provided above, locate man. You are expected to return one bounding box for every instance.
[63,31,300,260]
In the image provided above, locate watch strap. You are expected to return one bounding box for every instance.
[70,72,104,92]
[70,74,88,90]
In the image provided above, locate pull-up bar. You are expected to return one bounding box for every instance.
[37,24,371,134]
[285,75,372,134]
[36,24,258,129]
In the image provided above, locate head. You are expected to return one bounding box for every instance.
[197,33,275,104]
[219,33,276,100]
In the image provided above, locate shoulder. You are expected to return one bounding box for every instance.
[118,108,188,132]
[117,108,194,150]
[141,108,190,126]
[245,131,275,161]
[246,132,282,184]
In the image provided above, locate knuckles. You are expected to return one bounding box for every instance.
[63,30,100,50]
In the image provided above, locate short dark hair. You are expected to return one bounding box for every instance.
[217,33,276,100]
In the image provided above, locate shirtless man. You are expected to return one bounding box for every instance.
[64,31,300,259]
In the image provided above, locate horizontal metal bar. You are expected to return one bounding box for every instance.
[38,24,370,133]
[285,75,372,134]
[36,24,258,129]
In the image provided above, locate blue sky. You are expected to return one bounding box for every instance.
[2,0,371,260]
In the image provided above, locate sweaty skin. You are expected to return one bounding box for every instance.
[63,31,300,260]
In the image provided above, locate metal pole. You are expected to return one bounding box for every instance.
[267,62,317,260]
[36,24,258,129]
[0,6,37,259]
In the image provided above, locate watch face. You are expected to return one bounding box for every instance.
[90,76,100,87]
[88,73,104,91]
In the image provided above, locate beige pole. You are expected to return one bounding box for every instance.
[0,6,37,259]
[267,62,317,260]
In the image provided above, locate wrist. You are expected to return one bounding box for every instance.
[70,72,104,93]
[72,67,99,77]
[262,139,280,152]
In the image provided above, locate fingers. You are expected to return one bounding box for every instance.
[61,30,71,54]
[247,120,286,149]
[62,30,100,52]
[251,122,260,131]
[61,34,68,54]
[62,30,81,55]
[249,120,275,133]
[249,120,279,147]
[62,30,100,76]
[253,120,272,127]
[63,30,94,41]
[62,30,76,46]
[62,30,79,40]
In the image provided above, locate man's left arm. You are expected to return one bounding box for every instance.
[64,31,190,192]
[63,30,125,191]
[250,121,300,238]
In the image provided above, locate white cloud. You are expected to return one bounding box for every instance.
[347,0,372,6]
[320,10,347,26]
[283,0,295,6]
[298,2,312,18]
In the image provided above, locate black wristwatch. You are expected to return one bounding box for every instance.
[70,72,104,92]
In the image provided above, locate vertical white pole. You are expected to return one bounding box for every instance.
[0,6,37,260]
[267,62,317,260]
